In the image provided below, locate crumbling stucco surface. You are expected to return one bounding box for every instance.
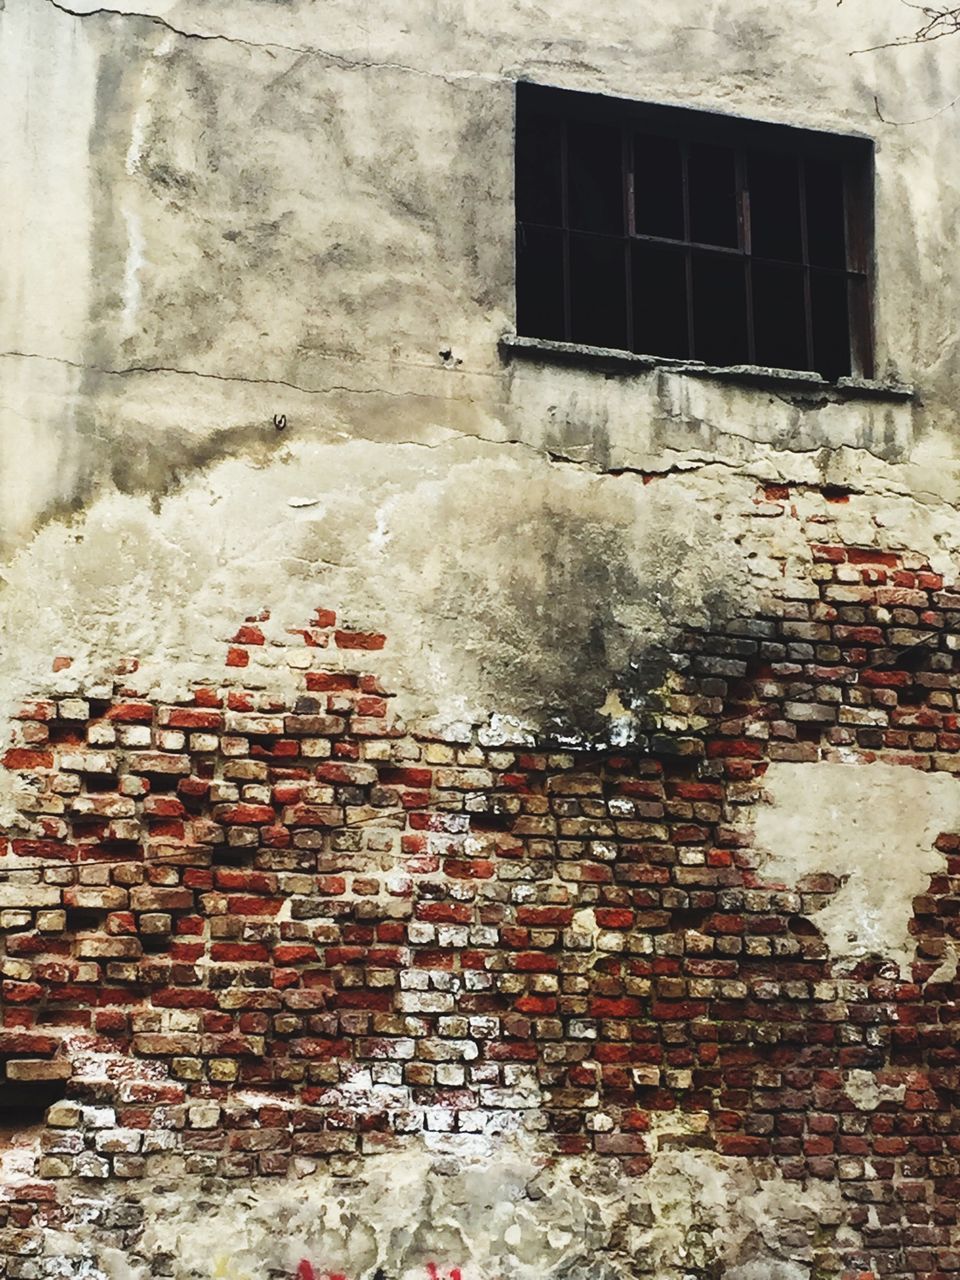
[3,0,960,735]
[24,1140,852,1280]
[4,0,960,1274]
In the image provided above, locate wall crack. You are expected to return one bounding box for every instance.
[40,0,504,87]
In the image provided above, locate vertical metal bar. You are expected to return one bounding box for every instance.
[682,141,694,359]
[737,148,755,365]
[560,117,572,341]
[624,126,636,236]
[844,158,874,377]
[739,150,752,255]
[798,157,816,373]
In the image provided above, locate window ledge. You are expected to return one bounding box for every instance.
[499,334,915,401]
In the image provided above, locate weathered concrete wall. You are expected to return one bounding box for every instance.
[2,0,960,1276]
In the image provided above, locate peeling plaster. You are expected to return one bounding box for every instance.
[0,440,757,766]
[927,938,960,985]
[4,0,960,550]
[4,0,960,1265]
[751,761,960,972]
[843,1070,907,1112]
[33,1142,854,1280]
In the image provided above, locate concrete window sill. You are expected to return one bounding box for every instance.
[499,334,915,402]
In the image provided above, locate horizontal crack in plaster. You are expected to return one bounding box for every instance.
[0,351,912,499]
[0,353,757,491]
[41,0,503,86]
[0,349,437,402]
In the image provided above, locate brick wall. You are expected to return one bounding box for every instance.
[2,485,960,1279]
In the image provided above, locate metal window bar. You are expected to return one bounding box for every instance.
[515,91,873,379]
[797,157,816,372]
[681,140,694,360]
[735,148,756,367]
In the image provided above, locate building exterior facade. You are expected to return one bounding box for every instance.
[1,0,960,1275]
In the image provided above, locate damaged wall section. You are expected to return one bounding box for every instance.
[4,0,960,1276]
[1,506,960,1277]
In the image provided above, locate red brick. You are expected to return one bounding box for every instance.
[210,943,271,962]
[594,908,634,929]
[513,952,558,972]
[860,669,912,687]
[415,903,471,924]
[334,631,386,650]
[0,1033,58,1056]
[226,896,285,916]
[705,739,763,759]
[381,768,433,789]
[106,702,155,722]
[316,877,346,895]
[152,989,218,1008]
[13,700,57,722]
[273,945,318,965]
[594,1134,650,1154]
[2,982,44,1004]
[130,887,193,911]
[164,708,223,730]
[10,839,75,861]
[232,626,265,645]
[443,859,495,879]
[2,749,53,770]
[218,804,276,826]
[589,997,644,1016]
[305,672,357,692]
[846,547,900,567]
[214,870,277,893]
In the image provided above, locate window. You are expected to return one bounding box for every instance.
[515,82,874,381]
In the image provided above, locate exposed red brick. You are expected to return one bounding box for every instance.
[0,577,957,1278]
[334,630,386,650]
[232,625,265,645]
[3,749,53,770]
[164,708,223,730]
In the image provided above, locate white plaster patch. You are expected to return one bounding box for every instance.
[0,1126,43,1187]
[751,761,960,973]
[477,714,536,748]
[121,207,146,338]
[843,1070,907,1112]
[125,108,147,176]
[927,939,960,985]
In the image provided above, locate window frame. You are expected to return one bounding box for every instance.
[514,81,875,381]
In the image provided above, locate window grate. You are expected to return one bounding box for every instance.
[515,83,874,381]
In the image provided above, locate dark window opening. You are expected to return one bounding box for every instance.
[515,82,874,380]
